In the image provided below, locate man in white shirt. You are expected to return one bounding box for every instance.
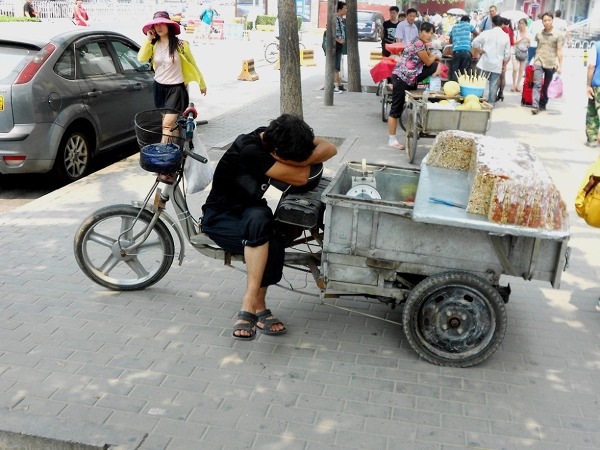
[471,15,511,104]
[395,8,418,45]
[552,10,571,47]
[528,14,544,63]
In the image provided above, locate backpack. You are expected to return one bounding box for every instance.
[575,158,600,227]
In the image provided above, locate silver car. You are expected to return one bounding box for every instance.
[0,23,154,183]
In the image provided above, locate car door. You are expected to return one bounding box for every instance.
[106,37,155,135]
[75,36,130,148]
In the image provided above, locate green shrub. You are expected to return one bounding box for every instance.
[255,15,276,26]
[0,16,40,22]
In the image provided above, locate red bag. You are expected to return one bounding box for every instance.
[370,57,397,83]
[439,63,449,80]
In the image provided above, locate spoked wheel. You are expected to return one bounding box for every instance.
[381,86,390,122]
[74,205,175,291]
[264,42,279,64]
[405,108,418,164]
[402,272,507,367]
[399,102,409,132]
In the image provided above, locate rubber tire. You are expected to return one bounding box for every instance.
[381,89,390,122]
[264,42,279,64]
[74,205,175,291]
[54,130,91,183]
[399,103,409,132]
[402,271,507,367]
[405,110,418,164]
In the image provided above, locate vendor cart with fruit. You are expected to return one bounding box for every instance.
[318,135,569,367]
[403,89,492,164]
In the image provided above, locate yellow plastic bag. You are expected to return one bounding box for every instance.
[575,158,600,227]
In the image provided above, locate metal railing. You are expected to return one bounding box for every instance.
[0,0,150,20]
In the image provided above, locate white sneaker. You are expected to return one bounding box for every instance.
[334,86,341,93]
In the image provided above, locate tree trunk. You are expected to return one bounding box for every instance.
[324,0,336,106]
[278,0,303,118]
[345,0,361,91]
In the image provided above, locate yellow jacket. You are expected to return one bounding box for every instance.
[138,39,206,90]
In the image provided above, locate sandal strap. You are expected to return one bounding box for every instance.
[256,309,273,321]
[238,311,257,323]
[233,321,255,332]
[260,317,284,329]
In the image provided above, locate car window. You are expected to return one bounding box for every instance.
[357,12,372,22]
[77,41,117,78]
[0,45,36,82]
[54,47,75,80]
[111,40,151,74]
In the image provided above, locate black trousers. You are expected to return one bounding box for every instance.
[450,50,472,82]
[389,62,439,119]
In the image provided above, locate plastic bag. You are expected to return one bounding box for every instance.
[183,131,213,194]
[547,74,563,99]
[575,157,600,227]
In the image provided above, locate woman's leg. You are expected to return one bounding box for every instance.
[512,57,518,90]
[417,62,440,83]
[516,60,525,91]
[387,74,407,148]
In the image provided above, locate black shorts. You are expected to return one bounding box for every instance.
[153,81,188,113]
[335,42,343,72]
[201,205,285,287]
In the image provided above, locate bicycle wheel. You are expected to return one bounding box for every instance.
[381,87,390,122]
[299,42,306,50]
[405,108,418,164]
[74,205,175,291]
[399,103,409,132]
[264,42,279,64]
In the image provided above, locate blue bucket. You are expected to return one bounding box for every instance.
[140,143,182,174]
[460,86,485,98]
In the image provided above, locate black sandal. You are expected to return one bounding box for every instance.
[256,309,287,336]
[233,311,257,341]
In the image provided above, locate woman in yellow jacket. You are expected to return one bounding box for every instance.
[138,11,207,138]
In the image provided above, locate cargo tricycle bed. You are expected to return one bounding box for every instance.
[318,161,570,367]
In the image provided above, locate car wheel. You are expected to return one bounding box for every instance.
[54,131,91,183]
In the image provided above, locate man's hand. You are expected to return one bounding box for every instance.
[588,86,595,100]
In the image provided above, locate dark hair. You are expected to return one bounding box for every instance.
[150,21,179,58]
[460,15,470,22]
[263,114,315,162]
[389,6,399,13]
[491,15,503,26]
[399,12,406,18]
[419,22,435,33]
[336,1,346,12]
[406,8,418,16]
[554,10,562,18]
[542,12,553,20]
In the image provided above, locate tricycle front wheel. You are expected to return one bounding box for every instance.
[74,205,175,291]
[405,109,418,164]
[402,271,507,367]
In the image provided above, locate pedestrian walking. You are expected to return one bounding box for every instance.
[395,8,418,46]
[496,17,514,101]
[471,15,511,105]
[73,0,89,26]
[586,41,600,147]
[333,1,347,93]
[512,18,530,92]
[137,11,207,139]
[23,0,37,18]
[449,15,478,82]
[381,6,400,57]
[478,5,497,32]
[531,12,563,115]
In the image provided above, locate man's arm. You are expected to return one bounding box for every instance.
[266,137,337,186]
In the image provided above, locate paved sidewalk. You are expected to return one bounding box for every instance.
[1,61,600,450]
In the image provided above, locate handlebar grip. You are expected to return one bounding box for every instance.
[196,120,208,126]
[184,148,208,164]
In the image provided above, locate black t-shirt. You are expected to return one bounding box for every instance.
[203,127,276,212]
[382,20,399,47]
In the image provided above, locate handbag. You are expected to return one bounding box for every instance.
[183,131,213,194]
[547,74,563,99]
[514,45,528,62]
[575,158,600,227]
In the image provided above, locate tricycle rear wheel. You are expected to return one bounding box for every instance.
[402,271,507,367]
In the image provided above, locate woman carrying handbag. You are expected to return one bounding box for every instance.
[512,18,530,92]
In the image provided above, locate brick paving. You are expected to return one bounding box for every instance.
[0,55,600,449]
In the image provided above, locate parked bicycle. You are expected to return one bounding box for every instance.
[264,38,306,64]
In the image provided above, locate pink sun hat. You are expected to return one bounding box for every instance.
[142,11,181,35]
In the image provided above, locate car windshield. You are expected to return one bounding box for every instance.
[357,12,373,22]
[0,45,36,82]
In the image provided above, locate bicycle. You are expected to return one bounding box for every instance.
[264,38,306,64]
[73,105,324,291]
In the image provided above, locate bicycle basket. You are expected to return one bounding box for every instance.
[139,143,182,174]
[134,109,185,150]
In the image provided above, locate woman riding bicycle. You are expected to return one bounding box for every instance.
[138,11,207,140]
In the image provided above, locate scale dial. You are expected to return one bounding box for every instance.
[345,184,382,200]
